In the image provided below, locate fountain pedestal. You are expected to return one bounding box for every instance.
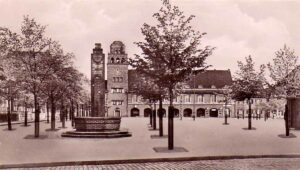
[61,43,131,138]
[62,117,131,138]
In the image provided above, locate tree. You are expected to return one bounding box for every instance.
[130,0,214,149]
[0,55,20,130]
[0,16,67,137]
[218,85,232,125]
[231,56,265,130]
[131,72,166,136]
[267,45,299,136]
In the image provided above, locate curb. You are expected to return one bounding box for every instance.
[1,154,300,169]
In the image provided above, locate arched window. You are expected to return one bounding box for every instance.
[121,58,126,63]
[111,58,114,63]
[116,58,120,63]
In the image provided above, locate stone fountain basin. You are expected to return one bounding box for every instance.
[74,117,121,131]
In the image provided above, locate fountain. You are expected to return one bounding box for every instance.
[62,43,131,138]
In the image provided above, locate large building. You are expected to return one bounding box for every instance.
[105,41,236,118]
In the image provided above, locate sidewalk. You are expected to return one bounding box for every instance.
[0,117,299,168]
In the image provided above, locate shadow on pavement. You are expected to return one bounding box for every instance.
[278,133,297,138]
[24,135,48,139]
[242,127,257,130]
[20,125,31,127]
[3,128,17,131]
[150,134,168,139]
[153,147,188,153]
[45,128,60,132]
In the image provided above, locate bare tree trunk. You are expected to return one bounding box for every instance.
[159,97,163,136]
[50,94,56,130]
[248,99,252,130]
[61,99,65,128]
[24,102,28,126]
[168,87,174,150]
[76,103,79,117]
[149,106,152,126]
[7,99,12,130]
[46,101,50,123]
[284,104,289,136]
[153,102,157,130]
[34,93,40,138]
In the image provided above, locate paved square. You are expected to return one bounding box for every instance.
[0,117,300,165]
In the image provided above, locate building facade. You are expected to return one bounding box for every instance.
[127,69,235,118]
[106,41,129,117]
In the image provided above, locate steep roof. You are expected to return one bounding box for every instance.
[186,70,233,88]
[128,69,233,91]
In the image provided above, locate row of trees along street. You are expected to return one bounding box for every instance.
[131,0,299,151]
[0,16,90,137]
[232,45,299,136]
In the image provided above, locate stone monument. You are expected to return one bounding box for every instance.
[62,43,131,138]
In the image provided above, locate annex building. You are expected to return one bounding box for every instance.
[105,41,235,118]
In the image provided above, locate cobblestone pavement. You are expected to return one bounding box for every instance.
[8,158,300,170]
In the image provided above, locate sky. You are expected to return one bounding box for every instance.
[0,0,299,78]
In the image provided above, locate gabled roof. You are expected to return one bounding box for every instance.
[128,69,233,91]
[186,70,232,88]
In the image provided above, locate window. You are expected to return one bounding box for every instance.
[111,88,123,93]
[121,58,126,63]
[211,95,216,103]
[113,77,123,83]
[185,95,191,103]
[112,100,123,105]
[198,95,203,103]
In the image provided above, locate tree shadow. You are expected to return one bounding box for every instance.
[2,128,17,131]
[150,134,168,139]
[20,124,31,127]
[242,127,257,130]
[24,135,48,139]
[278,133,297,138]
[153,147,188,153]
[45,128,60,132]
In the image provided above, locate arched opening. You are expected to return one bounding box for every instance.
[114,108,121,117]
[116,58,120,63]
[144,108,152,117]
[158,108,166,117]
[209,108,218,117]
[173,108,179,117]
[131,108,140,117]
[183,108,192,117]
[121,58,126,63]
[111,58,114,63]
[197,108,205,117]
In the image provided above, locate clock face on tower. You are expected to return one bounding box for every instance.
[92,54,103,64]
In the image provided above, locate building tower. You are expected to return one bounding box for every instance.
[91,43,106,117]
[107,41,128,117]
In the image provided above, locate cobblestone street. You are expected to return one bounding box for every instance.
[8,158,300,170]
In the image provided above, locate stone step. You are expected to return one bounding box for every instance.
[61,132,132,138]
[63,130,130,135]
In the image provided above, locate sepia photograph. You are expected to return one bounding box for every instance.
[0,0,300,169]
